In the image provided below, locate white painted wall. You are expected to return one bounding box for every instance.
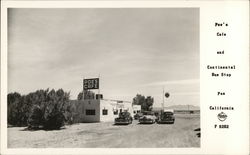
[132,105,141,114]
[75,99,134,122]
[99,100,117,122]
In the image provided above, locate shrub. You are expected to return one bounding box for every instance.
[8,88,71,130]
[44,108,65,130]
[7,92,27,126]
[27,105,44,129]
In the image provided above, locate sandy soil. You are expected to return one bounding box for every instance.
[8,114,200,148]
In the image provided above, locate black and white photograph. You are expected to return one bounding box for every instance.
[7,8,200,148]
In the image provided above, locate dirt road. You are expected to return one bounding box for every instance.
[8,114,200,148]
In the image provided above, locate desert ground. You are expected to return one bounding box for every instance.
[8,114,200,148]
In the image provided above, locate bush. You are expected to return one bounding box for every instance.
[7,92,27,126]
[44,109,65,130]
[8,88,71,130]
[27,105,44,129]
[64,101,78,124]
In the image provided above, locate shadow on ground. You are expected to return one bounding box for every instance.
[20,126,67,131]
[112,124,130,126]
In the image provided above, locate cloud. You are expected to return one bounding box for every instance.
[8,8,199,108]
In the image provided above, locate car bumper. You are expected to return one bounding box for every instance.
[115,121,130,124]
[139,119,155,124]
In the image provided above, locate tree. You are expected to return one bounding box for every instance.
[77,91,83,100]
[24,89,50,126]
[27,105,44,129]
[42,89,70,130]
[145,96,154,111]
[7,92,22,126]
[77,90,95,100]
[132,94,145,106]
[7,88,71,129]
[132,94,154,111]
[63,101,78,124]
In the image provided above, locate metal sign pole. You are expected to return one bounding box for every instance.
[162,86,165,111]
[98,74,100,95]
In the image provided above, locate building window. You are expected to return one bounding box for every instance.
[102,109,108,115]
[86,109,95,115]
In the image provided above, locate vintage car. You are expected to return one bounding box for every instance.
[114,111,133,125]
[139,111,156,124]
[134,112,143,120]
[156,109,175,124]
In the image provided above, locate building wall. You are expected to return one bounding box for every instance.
[80,99,100,122]
[99,100,117,122]
[132,105,141,114]
[75,99,133,123]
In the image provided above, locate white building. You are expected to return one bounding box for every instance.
[76,98,133,122]
[132,105,141,115]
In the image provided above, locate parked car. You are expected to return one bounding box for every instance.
[134,112,143,120]
[139,111,156,124]
[156,109,175,124]
[114,111,133,125]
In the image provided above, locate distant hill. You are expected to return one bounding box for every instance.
[153,105,200,111]
[167,105,200,110]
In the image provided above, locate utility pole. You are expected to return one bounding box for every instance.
[83,77,85,101]
[162,86,165,111]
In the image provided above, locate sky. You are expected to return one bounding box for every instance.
[8,8,199,107]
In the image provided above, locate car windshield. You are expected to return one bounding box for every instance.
[119,112,129,118]
[163,112,173,116]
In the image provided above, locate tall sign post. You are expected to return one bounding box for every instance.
[98,74,100,95]
[162,87,165,110]
[164,91,170,112]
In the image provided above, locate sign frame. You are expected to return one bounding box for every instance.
[83,78,99,90]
